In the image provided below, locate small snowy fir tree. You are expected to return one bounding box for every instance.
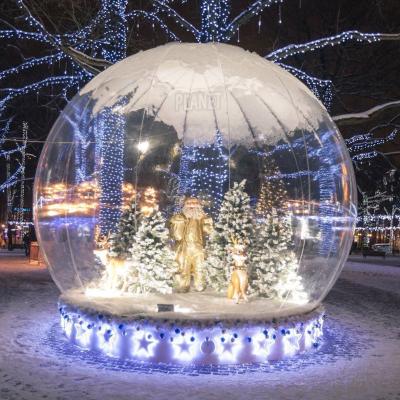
[206,180,253,291]
[273,217,308,304]
[95,200,139,292]
[129,210,178,294]
[205,232,229,292]
[250,214,279,294]
[108,199,139,260]
[251,214,308,304]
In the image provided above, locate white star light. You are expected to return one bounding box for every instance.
[132,331,158,358]
[172,336,198,361]
[216,337,243,362]
[252,333,275,359]
[75,323,92,348]
[282,329,302,357]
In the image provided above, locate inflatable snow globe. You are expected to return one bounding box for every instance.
[34,43,356,365]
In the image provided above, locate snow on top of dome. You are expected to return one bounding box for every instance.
[80,42,328,146]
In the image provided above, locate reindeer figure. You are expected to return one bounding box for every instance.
[227,238,249,304]
[94,230,128,291]
[105,254,127,291]
[95,231,110,250]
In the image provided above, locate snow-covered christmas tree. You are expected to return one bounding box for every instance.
[108,199,139,260]
[250,213,308,304]
[94,198,140,292]
[274,217,308,304]
[129,210,178,295]
[206,180,253,291]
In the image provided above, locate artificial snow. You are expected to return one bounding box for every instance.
[79,43,330,147]
[61,288,318,321]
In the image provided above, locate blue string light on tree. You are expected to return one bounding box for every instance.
[1,0,396,195]
[178,131,228,218]
[97,109,125,234]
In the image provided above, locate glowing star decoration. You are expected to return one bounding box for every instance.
[215,336,243,362]
[102,327,121,357]
[75,321,93,349]
[61,315,75,339]
[58,304,325,364]
[91,321,111,353]
[303,321,316,349]
[252,331,276,359]
[132,331,158,359]
[172,335,198,361]
[281,328,303,357]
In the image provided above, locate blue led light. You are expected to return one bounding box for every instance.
[1,0,392,194]
[59,301,325,365]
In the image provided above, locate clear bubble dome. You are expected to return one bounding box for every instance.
[34,42,356,317]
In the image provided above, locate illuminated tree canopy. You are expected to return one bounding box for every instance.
[0,0,399,218]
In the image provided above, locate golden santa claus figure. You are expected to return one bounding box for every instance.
[169,197,213,292]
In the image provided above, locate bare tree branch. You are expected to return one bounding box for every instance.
[61,46,112,75]
[267,31,400,62]
[0,29,50,43]
[126,10,181,42]
[333,100,400,126]
[0,53,65,82]
[226,0,283,40]
[151,0,200,40]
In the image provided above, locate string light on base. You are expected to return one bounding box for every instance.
[59,300,325,366]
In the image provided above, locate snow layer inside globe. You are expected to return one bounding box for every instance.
[34,43,356,320]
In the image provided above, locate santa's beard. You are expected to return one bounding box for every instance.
[182,205,205,220]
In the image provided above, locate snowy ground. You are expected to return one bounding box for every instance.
[0,251,399,400]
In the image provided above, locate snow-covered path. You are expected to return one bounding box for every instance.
[0,254,399,400]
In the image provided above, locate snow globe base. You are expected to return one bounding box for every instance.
[58,291,324,366]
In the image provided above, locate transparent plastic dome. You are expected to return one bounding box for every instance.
[34,43,356,317]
